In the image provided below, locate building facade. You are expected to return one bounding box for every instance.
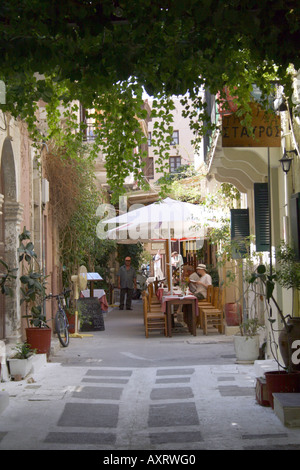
[145,98,203,182]
[205,78,300,357]
[0,109,60,362]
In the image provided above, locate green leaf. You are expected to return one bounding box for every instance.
[248,274,257,284]
[257,264,266,274]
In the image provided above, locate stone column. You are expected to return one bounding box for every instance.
[3,200,24,344]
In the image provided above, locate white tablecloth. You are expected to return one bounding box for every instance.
[81,289,108,311]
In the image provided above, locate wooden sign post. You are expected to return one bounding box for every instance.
[222,103,281,148]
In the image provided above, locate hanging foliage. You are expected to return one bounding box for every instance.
[0,2,297,198]
[42,101,116,285]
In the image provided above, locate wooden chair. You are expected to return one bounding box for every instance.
[201,285,213,303]
[196,286,216,328]
[142,292,167,338]
[201,288,225,335]
[147,282,161,308]
[153,278,161,293]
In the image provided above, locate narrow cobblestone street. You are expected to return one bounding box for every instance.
[1,300,300,452]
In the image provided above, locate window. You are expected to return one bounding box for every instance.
[147,158,154,179]
[171,130,179,145]
[254,183,270,252]
[169,156,181,173]
[148,131,152,146]
[291,192,300,260]
[230,208,250,258]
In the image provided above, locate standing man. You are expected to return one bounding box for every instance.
[189,264,212,300]
[117,256,137,310]
[153,249,164,280]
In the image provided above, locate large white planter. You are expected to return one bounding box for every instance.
[233,334,260,364]
[7,356,34,379]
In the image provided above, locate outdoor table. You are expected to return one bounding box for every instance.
[81,288,109,312]
[156,287,183,302]
[161,294,198,337]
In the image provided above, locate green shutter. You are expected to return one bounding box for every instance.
[254,183,270,252]
[291,192,300,261]
[230,208,250,259]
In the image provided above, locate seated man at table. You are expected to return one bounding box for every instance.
[189,264,212,300]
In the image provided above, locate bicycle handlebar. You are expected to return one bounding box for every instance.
[45,288,71,300]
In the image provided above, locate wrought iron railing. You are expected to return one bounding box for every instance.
[82,124,97,141]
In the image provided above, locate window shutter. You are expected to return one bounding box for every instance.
[291,192,300,261]
[230,208,250,259]
[254,183,270,252]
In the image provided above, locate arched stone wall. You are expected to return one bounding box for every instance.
[0,137,23,343]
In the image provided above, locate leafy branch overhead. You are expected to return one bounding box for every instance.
[0,1,299,96]
[0,1,299,195]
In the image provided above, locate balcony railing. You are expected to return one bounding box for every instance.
[82,124,97,142]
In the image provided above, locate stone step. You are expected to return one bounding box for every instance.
[254,359,280,377]
[273,393,300,428]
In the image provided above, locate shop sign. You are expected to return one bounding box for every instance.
[222,103,281,147]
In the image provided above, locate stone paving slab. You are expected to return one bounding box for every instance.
[72,386,124,400]
[150,386,194,400]
[57,403,119,428]
[44,431,117,446]
[1,363,300,450]
[148,402,200,427]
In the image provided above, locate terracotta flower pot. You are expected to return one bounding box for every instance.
[265,370,300,409]
[66,312,76,334]
[26,328,52,356]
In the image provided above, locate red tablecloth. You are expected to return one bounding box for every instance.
[156,288,183,302]
[156,288,169,302]
[99,294,109,312]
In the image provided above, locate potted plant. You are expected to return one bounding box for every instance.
[65,306,76,334]
[18,227,51,355]
[0,259,18,296]
[274,242,300,372]
[249,252,300,408]
[7,342,36,379]
[233,317,262,363]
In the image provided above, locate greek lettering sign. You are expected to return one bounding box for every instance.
[222,103,281,147]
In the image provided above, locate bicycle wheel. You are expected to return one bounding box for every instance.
[55,309,69,347]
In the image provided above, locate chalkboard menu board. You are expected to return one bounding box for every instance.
[77,297,105,331]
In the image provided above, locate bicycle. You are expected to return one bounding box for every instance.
[46,289,71,347]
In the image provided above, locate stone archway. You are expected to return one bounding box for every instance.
[0,137,23,342]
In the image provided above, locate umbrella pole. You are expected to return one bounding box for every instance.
[165,238,171,292]
[178,240,182,283]
[166,227,173,295]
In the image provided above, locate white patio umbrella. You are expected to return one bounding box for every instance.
[102,198,222,293]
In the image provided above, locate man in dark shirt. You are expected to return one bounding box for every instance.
[117,257,137,310]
